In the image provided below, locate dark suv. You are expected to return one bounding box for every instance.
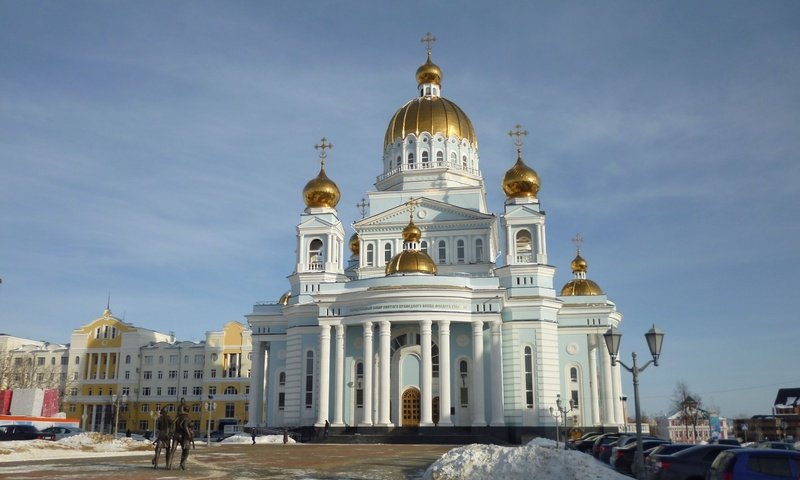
[707,448,800,479]
[651,444,740,480]
[0,424,56,441]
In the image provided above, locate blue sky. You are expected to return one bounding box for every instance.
[1,1,799,418]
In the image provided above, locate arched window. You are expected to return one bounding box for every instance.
[421,151,429,167]
[309,239,323,267]
[456,239,465,264]
[437,240,447,264]
[420,240,428,254]
[125,355,131,364]
[75,356,80,365]
[459,360,469,407]
[408,153,415,169]
[570,367,578,383]
[436,151,444,165]
[475,238,483,262]
[516,230,532,262]
[224,386,237,395]
[462,155,468,169]
[304,351,314,408]
[384,242,392,265]
[450,152,457,166]
[366,244,374,267]
[396,155,401,170]
[355,361,364,408]
[279,371,286,386]
[524,346,534,408]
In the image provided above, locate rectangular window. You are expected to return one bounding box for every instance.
[167,387,177,396]
[142,387,151,396]
[225,403,235,417]
[193,386,202,395]
[305,352,314,408]
[183,370,188,379]
[192,403,201,413]
[139,420,148,431]
[144,356,153,365]
[125,370,130,379]
[37,357,45,366]
[61,356,68,365]
[143,371,152,380]
[168,370,177,379]
[169,355,178,364]
[121,386,130,396]
[194,354,203,364]
[460,387,469,407]
[208,386,217,395]
[157,371,163,379]
[571,390,579,407]
[182,386,188,395]
[211,369,217,378]
[68,404,76,413]
[278,392,285,410]
[156,387,162,395]
[194,370,203,379]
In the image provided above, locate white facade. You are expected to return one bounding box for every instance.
[247,46,626,433]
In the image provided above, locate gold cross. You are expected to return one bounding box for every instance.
[356,197,369,218]
[407,198,420,220]
[508,124,528,157]
[421,32,436,56]
[314,137,333,167]
[571,233,584,254]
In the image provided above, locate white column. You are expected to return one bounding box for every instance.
[91,404,97,432]
[104,353,111,380]
[438,320,452,426]
[94,353,100,379]
[361,321,373,426]
[612,361,624,426]
[489,320,505,426]
[248,340,266,426]
[420,319,433,426]
[378,321,392,426]
[316,325,331,426]
[600,337,614,424]
[333,323,345,426]
[588,337,600,426]
[471,320,486,426]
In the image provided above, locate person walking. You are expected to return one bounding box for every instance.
[324,420,329,438]
[251,429,256,445]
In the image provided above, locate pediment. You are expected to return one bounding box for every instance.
[354,197,494,230]
[502,203,545,219]
[297,216,340,229]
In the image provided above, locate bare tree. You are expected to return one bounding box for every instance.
[670,381,705,443]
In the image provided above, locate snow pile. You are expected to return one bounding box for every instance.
[0,433,153,462]
[424,439,628,480]
[220,432,296,444]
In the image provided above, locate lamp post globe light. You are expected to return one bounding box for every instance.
[603,324,664,480]
[550,394,574,450]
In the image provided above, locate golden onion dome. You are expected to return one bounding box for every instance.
[384,96,476,149]
[349,232,360,256]
[385,250,437,275]
[402,219,421,243]
[571,254,588,273]
[416,55,442,86]
[560,278,603,296]
[303,166,340,208]
[502,155,540,198]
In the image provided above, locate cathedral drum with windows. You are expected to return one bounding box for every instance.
[246,35,627,438]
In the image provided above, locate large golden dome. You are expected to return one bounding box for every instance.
[502,155,540,198]
[385,250,437,275]
[384,96,476,149]
[303,166,340,208]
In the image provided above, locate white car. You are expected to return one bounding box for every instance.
[40,426,85,440]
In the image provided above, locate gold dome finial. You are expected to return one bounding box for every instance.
[386,198,436,275]
[402,199,422,243]
[416,32,442,86]
[303,137,341,208]
[502,124,540,198]
[561,234,603,296]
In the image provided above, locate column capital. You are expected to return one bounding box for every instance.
[363,320,373,331]
[319,324,331,337]
[438,319,451,328]
[472,320,484,335]
[419,318,432,332]
[335,323,344,337]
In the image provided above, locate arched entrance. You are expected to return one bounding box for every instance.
[402,387,420,426]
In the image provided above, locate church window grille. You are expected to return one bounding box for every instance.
[366,244,374,267]
[438,240,447,264]
[475,238,483,262]
[408,153,415,169]
[459,360,469,407]
[384,242,392,265]
[524,346,534,408]
[309,239,323,268]
[436,151,444,165]
[456,239,465,264]
[421,151,429,167]
[304,351,314,408]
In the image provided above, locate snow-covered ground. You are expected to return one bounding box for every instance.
[424,438,629,480]
[0,431,293,463]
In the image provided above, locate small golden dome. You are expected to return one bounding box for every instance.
[571,254,588,273]
[502,155,540,198]
[303,166,340,208]
[560,278,603,296]
[416,55,442,86]
[385,250,437,275]
[349,232,360,256]
[278,291,292,305]
[402,219,421,243]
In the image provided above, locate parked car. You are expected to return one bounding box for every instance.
[650,444,740,480]
[0,424,56,441]
[708,438,741,446]
[706,448,800,479]
[41,426,85,441]
[641,444,695,480]
[610,435,663,466]
[566,431,600,450]
[755,441,796,451]
[592,432,621,459]
[573,434,601,453]
[612,438,671,474]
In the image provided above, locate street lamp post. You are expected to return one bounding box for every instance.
[550,394,574,450]
[604,324,665,480]
[110,393,128,437]
[206,395,215,447]
[549,403,562,448]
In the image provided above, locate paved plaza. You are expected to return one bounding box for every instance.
[0,443,456,480]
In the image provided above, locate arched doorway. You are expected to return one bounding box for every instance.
[402,387,420,426]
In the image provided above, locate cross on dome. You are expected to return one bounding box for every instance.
[508,124,529,157]
[314,137,333,167]
[421,32,436,56]
[356,197,370,218]
[571,233,584,254]
[406,198,420,220]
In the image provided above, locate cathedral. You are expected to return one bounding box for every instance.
[246,36,626,437]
